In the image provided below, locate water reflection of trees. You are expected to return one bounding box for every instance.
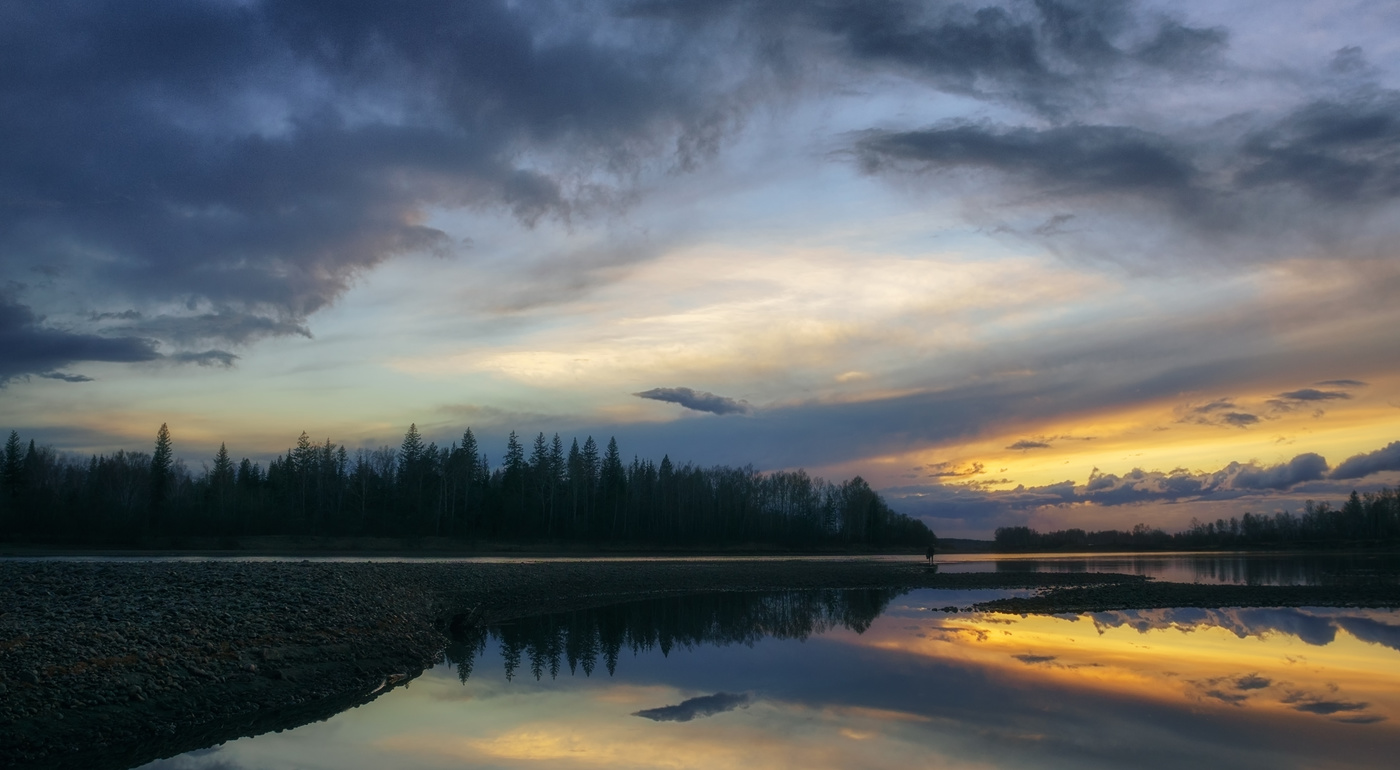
[992,554,1400,586]
[444,589,901,683]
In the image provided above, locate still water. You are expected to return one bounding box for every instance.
[937,551,1400,585]
[139,588,1400,770]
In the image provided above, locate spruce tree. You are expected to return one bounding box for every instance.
[460,428,479,530]
[2,430,22,497]
[150,423,173,514]
[504,431,526,530]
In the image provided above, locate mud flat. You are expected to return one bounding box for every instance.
[5,559,1394,769]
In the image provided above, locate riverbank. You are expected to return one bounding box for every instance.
[3,559,1398,769]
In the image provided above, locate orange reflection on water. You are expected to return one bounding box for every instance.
[852,606,1400,729]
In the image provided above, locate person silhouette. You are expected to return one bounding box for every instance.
[925,544,935,564]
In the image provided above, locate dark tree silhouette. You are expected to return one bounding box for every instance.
[149,423,174,518]
[0,423,951,549]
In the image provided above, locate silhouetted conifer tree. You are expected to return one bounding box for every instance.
[149,423,173,517]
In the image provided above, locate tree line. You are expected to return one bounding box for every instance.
[994,488,1400,551]
[0,424,934,548]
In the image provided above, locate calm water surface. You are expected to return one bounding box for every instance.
[138,587,1400,770]
[936,551,1400,585]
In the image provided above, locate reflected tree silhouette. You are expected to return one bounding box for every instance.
[443,588,903,682]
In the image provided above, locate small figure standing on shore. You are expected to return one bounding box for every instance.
[924,544,935,564]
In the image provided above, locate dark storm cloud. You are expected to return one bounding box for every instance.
[0,298,160,384]
[1330,440,1400,480]
[635,387,752,415]
[633,692,750,722]
[0,0,757,378]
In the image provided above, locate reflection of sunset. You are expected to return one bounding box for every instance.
[849,608,1400,730]
[180,594,1400,770]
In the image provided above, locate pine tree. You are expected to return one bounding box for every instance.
[2,430,22,497]
[529,432,550,535]
[567,438,583,536]
[460,428,479,532]
[601,437,625,537]
[150,423,173,515]
[548,433,565,537]
[504,431,526,530]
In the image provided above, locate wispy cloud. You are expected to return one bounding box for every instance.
[634,387,751,416]
[633,692,750,722]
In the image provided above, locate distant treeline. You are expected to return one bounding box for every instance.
[995,488,1400,550]
[0,424,933,548]
[445,588,900,682]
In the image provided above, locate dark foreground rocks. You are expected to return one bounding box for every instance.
[1,558,1396,769]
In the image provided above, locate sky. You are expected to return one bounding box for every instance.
[3,0,1400,537]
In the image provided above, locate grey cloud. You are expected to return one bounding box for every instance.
[1287,698,1370,716]
[1012,653,1056,664]
[1235,675,1271,691]
[1220,412,1259,428]
[0,298,160,384]
[1235,92,1400,203]
[0,1,760,363]
[855,90,1400,258]
[856,122,1197,200]
[169,350,239,368]
[635,387,751,415]
[1334,616,1400,652]
[106,312,312,347]
[38,372,95,383]
[793,0,1225,113]
[633,691,750,722]
[1330,441,1400,480]
[1007,440,1051,450]
[1202,689,1247,706]
[889,450,1336,522]
[1276,389,1350,402]
[1316,379,1367,388]
[1193,398,1238,414]
[1228,453,1328,490]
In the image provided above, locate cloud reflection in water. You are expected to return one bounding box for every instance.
[145,589,1400,770]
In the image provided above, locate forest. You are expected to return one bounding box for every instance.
[994,489,1400,551]
[0,424,934,549]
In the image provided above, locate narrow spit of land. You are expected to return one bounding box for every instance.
[3,560,1398,770]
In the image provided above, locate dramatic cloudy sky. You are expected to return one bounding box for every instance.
[4,0,1400,537]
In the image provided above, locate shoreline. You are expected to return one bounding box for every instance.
[3,560,1399,769]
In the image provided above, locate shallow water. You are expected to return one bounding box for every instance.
[139,587,1400,770]
[936,551,1400,585]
